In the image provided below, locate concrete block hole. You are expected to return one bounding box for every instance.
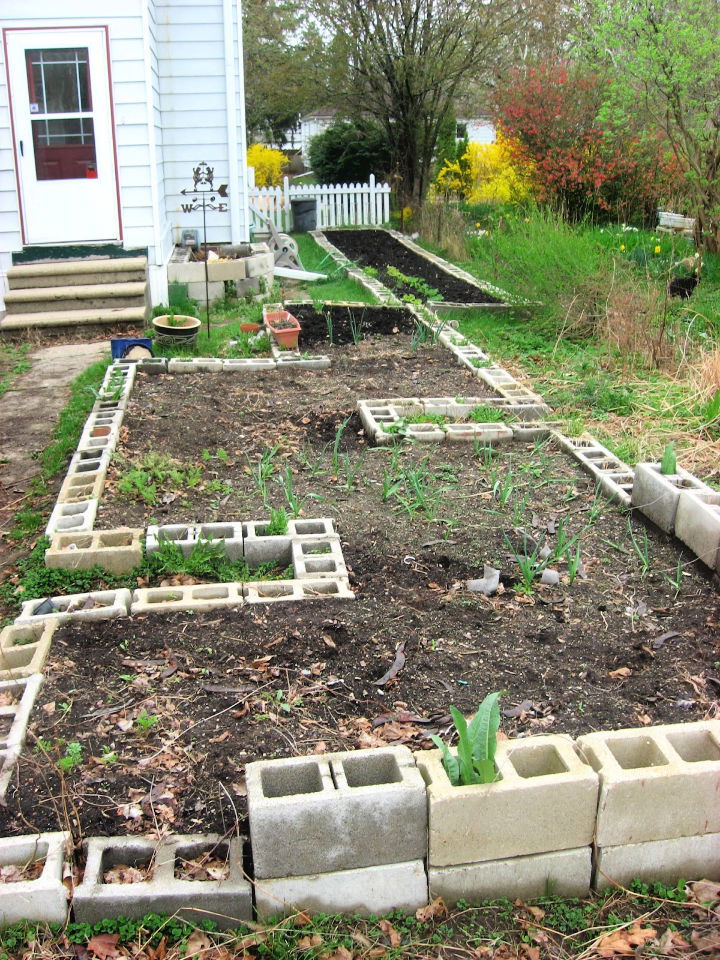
[666,728,720,763]
[261,761,324,797]
[341,752,402,788]
[607,736,669,770]
[100,845,154,882]
[508,744,568,778]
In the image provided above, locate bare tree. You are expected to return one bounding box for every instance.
[311,0,523,205]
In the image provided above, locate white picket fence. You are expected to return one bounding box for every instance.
[248,173,391,232]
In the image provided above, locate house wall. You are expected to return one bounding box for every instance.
[154,0,248,249]
[461,119,496,145]
[301,116,335,158]
[0,0,250,309]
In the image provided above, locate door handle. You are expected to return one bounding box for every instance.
[19,140,24,157]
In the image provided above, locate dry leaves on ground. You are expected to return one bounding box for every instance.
[595,923,657,957]
[0,860,44,882]
[103,863,151,884]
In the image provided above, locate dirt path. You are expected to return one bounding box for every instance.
[0,340,107,557]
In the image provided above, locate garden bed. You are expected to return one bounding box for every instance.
[323,230,503,304]
[287,303,418,348]
[2,429,719,837]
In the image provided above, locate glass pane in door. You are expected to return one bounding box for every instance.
[25,47,96,181]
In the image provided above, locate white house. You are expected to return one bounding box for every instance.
[299,107,339,158]
[0,0,251,315]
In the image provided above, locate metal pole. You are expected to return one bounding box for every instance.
[202,194,210,338]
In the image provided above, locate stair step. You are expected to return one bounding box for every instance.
[5,281,147,313]
[7,256,147,289]
[0,306,148,331]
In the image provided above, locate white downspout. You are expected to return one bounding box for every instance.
[235,0,250,241]
[141,1,164,265]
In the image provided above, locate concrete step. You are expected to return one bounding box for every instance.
[0,305,148,332]
[7,256,147,290]
[4,281,147,314]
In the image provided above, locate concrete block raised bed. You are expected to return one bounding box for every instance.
[73,835,251,927]
[57,468,106,505]
[241,521,292,568]
[594,832,720,890]
[167,358,223,374]
[0,832,70,926]
[45,528,143,575]
[674,489,720,571]
[222,357,277,372]
[576,720,720,846]
[247,746,427,878]
[631,463,712,534]
[0,674,43,801]
[552,432,633,505]
[255,859,428,921]
[16,588,132,625]
[429,847,592,905]
[292,537,348,580]
[417,734,598,868]
[0,621,56,680]
[146,522,243,562]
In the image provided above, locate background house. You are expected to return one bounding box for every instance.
[0,0,251,314]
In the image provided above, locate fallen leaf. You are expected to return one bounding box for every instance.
[87,934,122,959]
[656,929,689,953]
[691,930,720,953]
[297,934,323,950]
[595,924,657,957]
[325,947,353,960]
[608,667,632,679]
[103,863,150,884]
[687,879,720,905]
[185,931,212,957]
[519,947,540,960]
[378,920,401,948]
[415,897,448,923]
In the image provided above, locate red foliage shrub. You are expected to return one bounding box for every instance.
[492,63,680,222]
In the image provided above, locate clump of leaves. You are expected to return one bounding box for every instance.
[431,691,503,785]
[467,404,509,423]
[659,441,677,475]
[265,506,289,536]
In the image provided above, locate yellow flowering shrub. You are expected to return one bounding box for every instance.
[247,143,286,187]
[466,135,534,205]
[433,133,534,204]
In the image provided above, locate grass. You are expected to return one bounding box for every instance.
[0,341,31,397]
[149,297,271,359]
[414,207,720,482]
[291,232,378,302]
[0,879,708,960]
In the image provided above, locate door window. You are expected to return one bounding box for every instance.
[25,47,97,180]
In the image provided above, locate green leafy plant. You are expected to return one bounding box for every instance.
[266,506,289,536]
[467,404,508,423]
[58,741,84,774]
[135,709,159,734]
[431,692,503,786]
[659,442,677,475]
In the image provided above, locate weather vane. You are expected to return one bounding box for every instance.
[180,162,230,335]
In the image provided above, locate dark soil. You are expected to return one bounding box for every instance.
[2,352,719,837]
[289,303,418,349]
[324,229,502,304]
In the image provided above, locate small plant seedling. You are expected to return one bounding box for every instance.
[100,747,119,765]
[431,692,503,786]
[266,506,289,536]
[58,741,84,774]
[660,442,677,475]
[663,557,684,598]
[627,517,651,575]
[135,709,159,734]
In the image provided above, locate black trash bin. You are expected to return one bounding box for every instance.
[290,198,317,232]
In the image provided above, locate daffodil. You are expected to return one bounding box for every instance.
[654,245,661,254]
[620,244,626,252]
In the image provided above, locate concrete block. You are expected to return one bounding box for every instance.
[444,423,513,443]
[186,280,224,302]
[429,847,591,905]
[247,746,427,878]
[631,463,711,534]
[68,448,111,476]
[235,276,261,297]
[73,835,251,928]
[594,833,720,890]
[45,498,98,537]
[242,521,292,568]
[0,674,43,801]
[136,357,167,373]
[168,358,223,373]
[289,518,337,539]
[292,537,348,580]
[406,423,446,442]
[246,250,275,278]
[75,430,118,457]
[417,735,599,867]
[16,588,131,625]
[511,422,559,441]
[577,721,720,846]
[0,621,56,680]
[45,528,143,575]
[243,577,354,603]
[276,354,331,370]
[58,468,106,504]
[131,582,244,615]
[146,522,243,562]
[255,859,428,920]
[675,489,720,570]
[222,358,277,372]
[0,832,70,926]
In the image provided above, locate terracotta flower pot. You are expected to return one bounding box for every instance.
[240,322,261,333]
[264,309,301,350]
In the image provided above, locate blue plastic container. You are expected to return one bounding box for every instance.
[110,337,154,360]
